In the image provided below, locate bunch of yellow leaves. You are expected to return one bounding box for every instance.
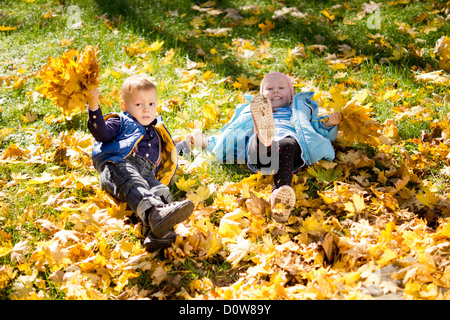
[337,99,382,147]
[435,35,450,72]
[327,88,382,147]
[36,45,100,117]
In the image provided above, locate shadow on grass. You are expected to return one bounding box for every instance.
[92,0,441,80]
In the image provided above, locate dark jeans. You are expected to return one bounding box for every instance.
[98,155,173,224]
[247,136,303,189]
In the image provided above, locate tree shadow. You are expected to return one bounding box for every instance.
[93,0,250,77]
[92,0,441,81]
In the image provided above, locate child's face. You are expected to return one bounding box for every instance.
[261,74,292,108]
[120,88,157,126]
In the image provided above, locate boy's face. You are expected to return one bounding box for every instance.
[120,88,157,126]
[261,74,292,108]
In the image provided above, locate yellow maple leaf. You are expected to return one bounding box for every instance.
[343,194,366,217]
[242,16,259,26]
[115,270,140,293]
[20,112,37,124]
[199,231,222,257]
[382,89,402,102]
[377,248,397,267]
[232,74,260,91]
[324,84,349,111]
[416,189,439,208]
[190,17,205,29]
[383,119,398,139]
[107,202,133,219]
[258,19,275,36]
[1,143,30,160]
[201,70,216,81]
[226,236,252,267]
[0,128,14,142]
[300,215,323,234]
[389,46,406,61]
[320,9,335,21]
[436,221,450,239]
[0,25,17,31]
[219,218,243,241]
[186,185,214,204]
[380,219,397,243]
[148,39,164,52]
[0,242,13,258]
[11,76,26,90]
[161,48,175,65]
[203,103,220,128]
[176,176,197,192]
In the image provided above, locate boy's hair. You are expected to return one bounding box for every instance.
[121,74,157,102]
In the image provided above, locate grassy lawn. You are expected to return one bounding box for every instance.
[1,0,450,300]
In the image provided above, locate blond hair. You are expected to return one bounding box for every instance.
[121,74,157,103]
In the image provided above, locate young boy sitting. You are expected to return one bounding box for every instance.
[87,74,195,252]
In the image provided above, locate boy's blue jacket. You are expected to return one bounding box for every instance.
[91,112,178,186]
[206,92,338,171]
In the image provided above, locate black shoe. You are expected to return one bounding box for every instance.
[148,200,194,238]
[143,231,177,252]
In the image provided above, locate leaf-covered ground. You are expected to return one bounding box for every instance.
[1,0,450,300]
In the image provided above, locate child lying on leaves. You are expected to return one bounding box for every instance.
[205,72,342,223]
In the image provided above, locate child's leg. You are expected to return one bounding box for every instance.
[99,160,164,215]
[273,137,303,189]
[142,170,174,204]
[99,157,193,238]
[248,136,302,223]
[271,137,301,222]
[247,135,279,175]
[247,136,302,185]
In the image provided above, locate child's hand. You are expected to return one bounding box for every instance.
[185,129,208,149]
[323,112,342,127]
[87,88,100,111]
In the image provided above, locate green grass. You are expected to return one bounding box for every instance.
[1,0,448,133]
[1,0,450,300]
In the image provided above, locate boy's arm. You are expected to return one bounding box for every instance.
[175,129,208,155]
[87,89,120,143]
[184,129,208,149]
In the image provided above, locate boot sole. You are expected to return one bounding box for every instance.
[250,94,275,147]
[143,231,177,252]
[271,186,295,223]
[151,201,194,238]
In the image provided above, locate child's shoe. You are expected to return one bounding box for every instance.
[147,199,194,238]
[270,185,295,223]
[250,94,276,147]
[143,231,177,252]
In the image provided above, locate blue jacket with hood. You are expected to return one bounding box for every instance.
[206,92,338,172]
[91,112,179,186]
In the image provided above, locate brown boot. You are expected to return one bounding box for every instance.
[250,94,276,147]
[147,200,194,238]
[270,185,295,223]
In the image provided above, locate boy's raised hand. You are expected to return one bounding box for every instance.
[323,112,342,127]
[87,88,100,111]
